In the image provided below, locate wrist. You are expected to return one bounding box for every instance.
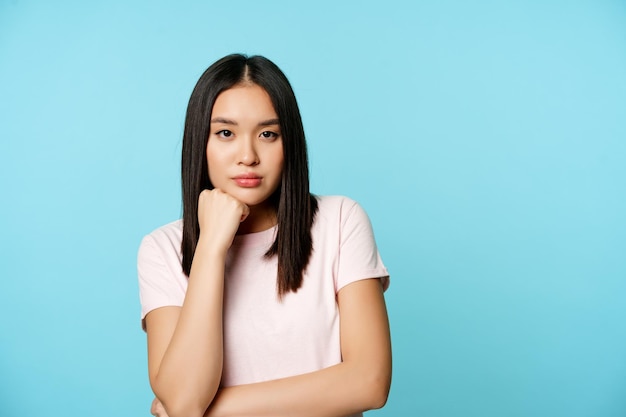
[196,234,229,259]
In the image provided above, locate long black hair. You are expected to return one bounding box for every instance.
[181,54,318,296]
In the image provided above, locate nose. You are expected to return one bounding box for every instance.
[237,136,259,166]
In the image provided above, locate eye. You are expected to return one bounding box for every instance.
[216,130,233,139]
[260,131,279,141]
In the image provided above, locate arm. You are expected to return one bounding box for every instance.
[145,189,248,417]
[204,277,392,417]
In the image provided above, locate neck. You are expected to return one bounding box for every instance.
[236,203,277,235]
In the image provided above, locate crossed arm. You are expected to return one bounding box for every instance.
[145,277,391,417]
[145,188,391,417]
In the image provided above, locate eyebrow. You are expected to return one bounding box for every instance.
[210,117,280,127]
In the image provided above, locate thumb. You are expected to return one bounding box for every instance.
[240,203,250,223]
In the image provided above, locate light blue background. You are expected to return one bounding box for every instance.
[1,1,625,416]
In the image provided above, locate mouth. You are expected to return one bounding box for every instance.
[234,173,262,180]
[233,174,262,187]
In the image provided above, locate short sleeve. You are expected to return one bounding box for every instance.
[336,200,389,292]
[137,232,186,330]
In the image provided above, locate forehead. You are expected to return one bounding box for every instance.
[211,84,277,120]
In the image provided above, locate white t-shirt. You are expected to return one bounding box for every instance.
[138,195,389,394]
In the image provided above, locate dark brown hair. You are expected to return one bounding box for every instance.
[181,54,318,295]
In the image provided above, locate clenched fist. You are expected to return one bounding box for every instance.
[197,188,250,254]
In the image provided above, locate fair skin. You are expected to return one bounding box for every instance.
[145,83,391,417]
[205,83,285,234]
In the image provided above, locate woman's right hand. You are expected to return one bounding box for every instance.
[197,188,249,254]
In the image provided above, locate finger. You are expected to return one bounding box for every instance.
[240,203,250,222]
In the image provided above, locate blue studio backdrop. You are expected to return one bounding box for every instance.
[1,1,625,416]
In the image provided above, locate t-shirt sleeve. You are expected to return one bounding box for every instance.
[137,233,186,330]
[335,199,390,292]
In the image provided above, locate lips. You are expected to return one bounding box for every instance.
[233,173,262,187]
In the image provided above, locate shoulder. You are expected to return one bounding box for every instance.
[315,195,358,210]
[138,219,184,261]
[314,195,371,227]
[313,195,390,291]
[315,195,362,217]
[137,220,187,323]
[142,219,183,243]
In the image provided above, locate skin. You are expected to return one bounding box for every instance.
[205,83,284,234]
[145,83,392,417]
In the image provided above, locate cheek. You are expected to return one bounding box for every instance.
[273,157,285,179]
[205,146,223,182]
[274,145,285,174]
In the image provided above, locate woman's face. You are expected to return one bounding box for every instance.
[206,83,284,210]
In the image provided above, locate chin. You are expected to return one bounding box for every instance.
[234,192,274,208]
[245,199,274,209]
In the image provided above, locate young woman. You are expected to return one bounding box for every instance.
[138,54,391,417]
